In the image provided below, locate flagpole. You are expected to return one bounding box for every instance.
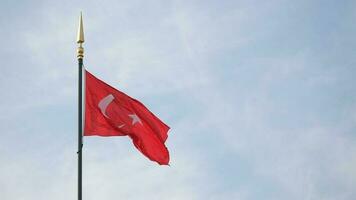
[76,12,85,200]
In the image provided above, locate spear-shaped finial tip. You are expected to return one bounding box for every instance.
[77,12,84,44]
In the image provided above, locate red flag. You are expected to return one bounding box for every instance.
[84,70,170,165]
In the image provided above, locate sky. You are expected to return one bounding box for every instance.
[0,0,356,199]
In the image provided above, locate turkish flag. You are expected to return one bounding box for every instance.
[84,70,170,165]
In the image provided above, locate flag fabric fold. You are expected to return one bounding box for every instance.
[84,70,170,165]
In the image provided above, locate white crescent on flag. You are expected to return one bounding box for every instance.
[98,94,126,128]
[98,94,114,118]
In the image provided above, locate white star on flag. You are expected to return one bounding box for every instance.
[129,114,143,125]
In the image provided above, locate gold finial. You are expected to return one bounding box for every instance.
[77,12,84,59]
[77,12,84,44]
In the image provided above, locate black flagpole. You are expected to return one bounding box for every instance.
[78,57,83,200]
[76,12,84,200]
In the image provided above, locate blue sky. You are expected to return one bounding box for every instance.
[0,0,355,199]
